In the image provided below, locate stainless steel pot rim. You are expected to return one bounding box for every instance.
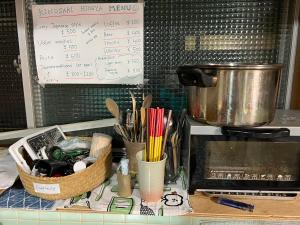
[183,63,283,70]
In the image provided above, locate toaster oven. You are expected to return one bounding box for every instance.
[182,110,300,195]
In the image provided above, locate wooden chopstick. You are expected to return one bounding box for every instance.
[145,107,170,162]
[157,108,164,161]
[150,108,156,161]
[161,110,172,160]
[153,108,161,161]
[146,108,150,162]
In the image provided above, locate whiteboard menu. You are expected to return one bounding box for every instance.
[32,3,144,85]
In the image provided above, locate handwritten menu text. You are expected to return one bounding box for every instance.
[32,3,144,84]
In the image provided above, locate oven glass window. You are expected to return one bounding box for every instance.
[204,141,300,182]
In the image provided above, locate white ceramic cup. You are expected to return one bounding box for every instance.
[136,151,167,202]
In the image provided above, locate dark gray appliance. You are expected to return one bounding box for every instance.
[182,110,300,195]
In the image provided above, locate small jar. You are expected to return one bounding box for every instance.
[117,171,132,197]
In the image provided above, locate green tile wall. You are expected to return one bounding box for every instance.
[1,220,18,225]
[1,209,300,225]
[40,221,60,225]
[39,211,60,221]
[81,222,101,225]
[0,210,17,219]
[81,213,103,222]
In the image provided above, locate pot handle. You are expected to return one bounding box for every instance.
[221,127,290,139]
[176,65,218,87]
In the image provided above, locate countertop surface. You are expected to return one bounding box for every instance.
[189,192,300,220]
[1,189,300,223]
[51,193,300,221]
[45,193,300,221]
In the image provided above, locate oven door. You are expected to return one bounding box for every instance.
[189,127,300,194]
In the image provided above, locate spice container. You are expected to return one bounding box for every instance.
[117,158,132,197]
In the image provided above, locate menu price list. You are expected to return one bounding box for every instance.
[32,3,144,84]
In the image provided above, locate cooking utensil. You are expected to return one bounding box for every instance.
[125,109,134,141]
[177,64,282,127]
[146,108,150,161]
[140,107,146,143]
[119,109,124,125]
[135,109,139,141]
[114,124,130,141]
[176,109,186,134]
[142,94,152,108]
[146,108,165,162]
[161,110,172,159]
[171,131,178,174]
[129,91,137,141]
[105,98,120,122]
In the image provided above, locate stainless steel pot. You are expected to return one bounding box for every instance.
[177,64,283,127]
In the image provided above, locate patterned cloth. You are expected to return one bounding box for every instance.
[0,187,56,210]
[61,172,191,216]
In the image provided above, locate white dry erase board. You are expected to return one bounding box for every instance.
[32,3,144,85]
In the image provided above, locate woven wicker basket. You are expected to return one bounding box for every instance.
[17,144,112,200]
